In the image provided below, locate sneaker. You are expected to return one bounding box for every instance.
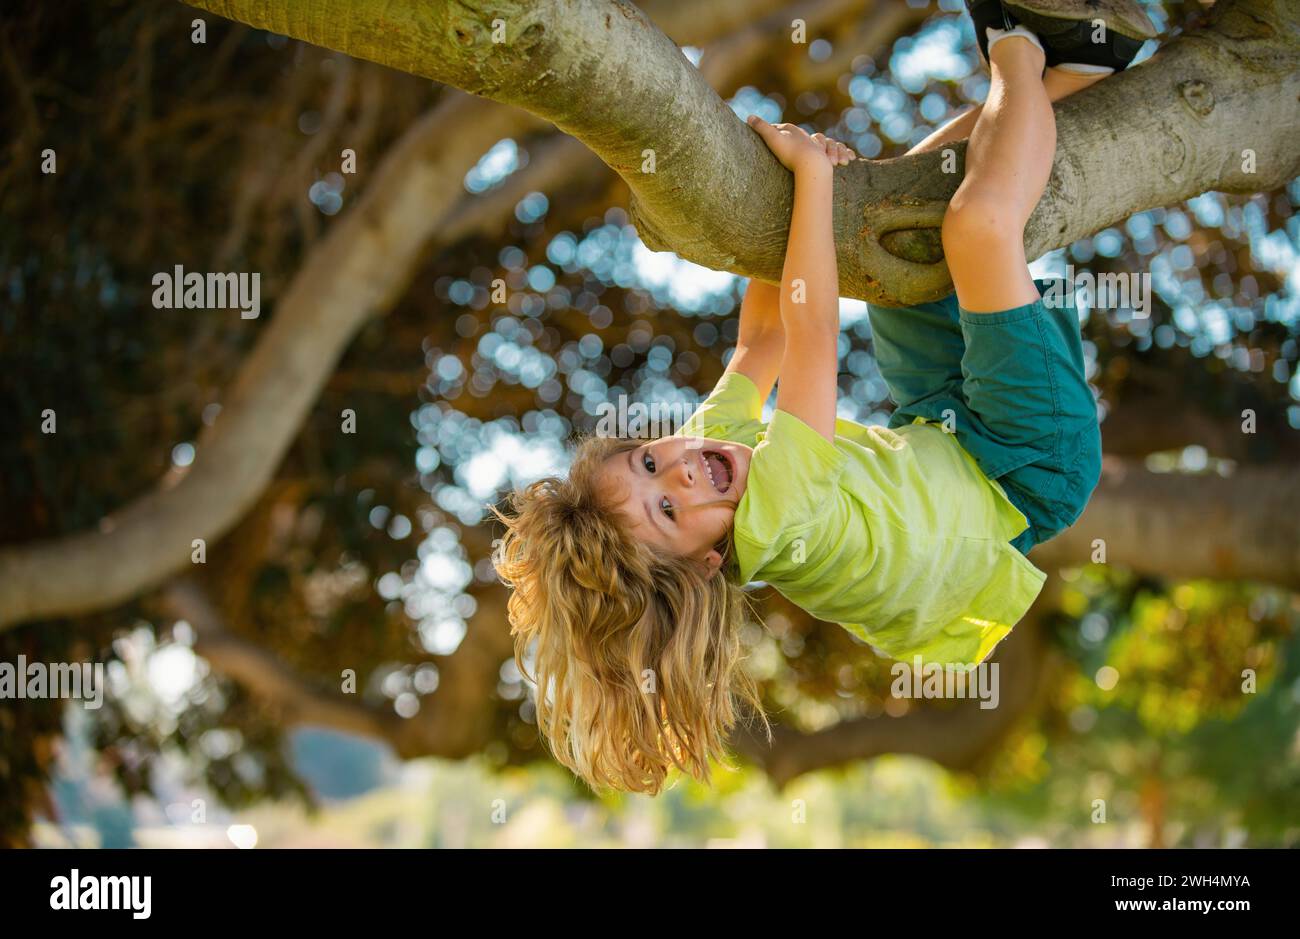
[1004,0,1158,71]
[964,0,1023,68]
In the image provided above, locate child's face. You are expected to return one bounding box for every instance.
[598,436,752,577]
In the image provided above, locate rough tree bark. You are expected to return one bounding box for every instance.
[179,0,1300,304]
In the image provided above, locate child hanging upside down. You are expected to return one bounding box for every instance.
[493,0,1157,794]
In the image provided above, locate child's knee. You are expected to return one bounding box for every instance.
[941,194,1023,267]
[946,193,1013,248]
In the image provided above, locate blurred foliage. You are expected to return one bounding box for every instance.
[1,0,1297,846]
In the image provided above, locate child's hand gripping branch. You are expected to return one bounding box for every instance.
[744,117,857,174]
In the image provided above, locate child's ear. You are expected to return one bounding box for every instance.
[700,549,725,580]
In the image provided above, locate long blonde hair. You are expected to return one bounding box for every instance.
[491,435,769,794]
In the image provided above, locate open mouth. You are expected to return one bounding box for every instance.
[700,449,733,494]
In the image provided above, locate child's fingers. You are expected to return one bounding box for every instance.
[749,116,793,134]
[746,114,773,138]
[827,139,857,165]
[746,114,785,144]
[748,116,856,166]
[811,132,840,165]
[748,115,795,158]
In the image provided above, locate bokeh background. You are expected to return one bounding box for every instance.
[2,0,1298,848]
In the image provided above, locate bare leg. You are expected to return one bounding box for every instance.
[940,35,1054,313]
[908,66,1103,156]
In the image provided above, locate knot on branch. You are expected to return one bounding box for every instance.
[860,198,952,306]
[444,4,549,93]
[1177,79,1216,117]
[880,228,944,265]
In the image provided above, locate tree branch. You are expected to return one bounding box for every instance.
[159,579,402,742]
[162,573,516,761]
[182,0,1300,304]
[1030,457,1300,589]
[732,587,1057,786]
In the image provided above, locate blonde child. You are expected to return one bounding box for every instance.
[494,1,1155,793]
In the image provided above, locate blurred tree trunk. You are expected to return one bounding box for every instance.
[1030,460,1300,589]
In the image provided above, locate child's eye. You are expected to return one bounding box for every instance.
[643,452,656,474]
[659,497,674,520]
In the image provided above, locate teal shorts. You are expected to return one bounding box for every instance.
[867,279,1102,554]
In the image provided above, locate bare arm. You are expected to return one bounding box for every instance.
[775,164,839,442]
[722,279,785,403]
[746,116,853,443]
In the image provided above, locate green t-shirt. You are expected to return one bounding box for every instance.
[678,372,1046,666]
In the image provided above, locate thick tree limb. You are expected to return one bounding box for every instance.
[733,588,1057,786]
[1101,394,1300,462]
[161,573,517,760]
[160,580,402,742]
[181,0,1300,304]
[1030,458,1300,588]
[441,0,912,244]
